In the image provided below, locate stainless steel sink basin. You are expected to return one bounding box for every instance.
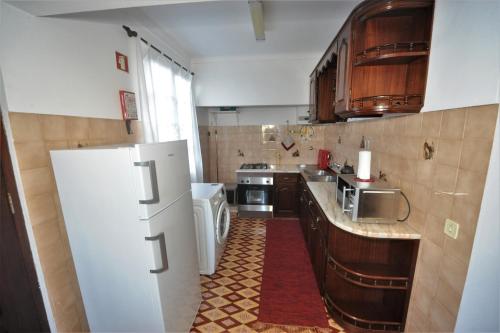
[304,169,329,176]
[307,175,336,182]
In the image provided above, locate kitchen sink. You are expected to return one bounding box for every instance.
[304,169,329,176]
[307,175,336,182]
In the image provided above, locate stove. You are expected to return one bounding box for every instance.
[240,163,269,170]
[236,163,273,218]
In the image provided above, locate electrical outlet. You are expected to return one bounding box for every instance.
[444,219,460,239]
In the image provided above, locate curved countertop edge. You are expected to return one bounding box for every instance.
[306,181,421,240]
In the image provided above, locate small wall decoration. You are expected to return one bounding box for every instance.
[119,90,138,120]
[115,51,129,72]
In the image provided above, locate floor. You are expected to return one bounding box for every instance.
[190,216,344,333]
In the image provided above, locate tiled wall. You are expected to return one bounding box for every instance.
[322,104,499,332]
[8,112,144,332]
[201,104,499,332]
[204,124,326,183]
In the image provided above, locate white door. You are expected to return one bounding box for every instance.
[145,192,201,332]
[133,141,191,220]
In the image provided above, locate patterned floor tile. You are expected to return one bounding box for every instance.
[191,217,344,333]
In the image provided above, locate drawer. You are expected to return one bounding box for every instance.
[275,173,298,184]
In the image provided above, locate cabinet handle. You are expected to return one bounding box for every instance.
[145,232,168,274]
[134,160,160,205]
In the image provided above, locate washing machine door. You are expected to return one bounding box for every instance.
[215,201,230,245]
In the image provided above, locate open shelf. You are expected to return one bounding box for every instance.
[325,294,403,332]
[354,42,429,66]
[350,94,423,113]
[328,257,409,290]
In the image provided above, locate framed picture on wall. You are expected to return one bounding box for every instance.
[115,52,129,73]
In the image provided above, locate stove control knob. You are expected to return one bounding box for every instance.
[266,180,270,184]
[246,180,250,183]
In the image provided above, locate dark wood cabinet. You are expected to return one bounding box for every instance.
[335,23,351,115]
[309,71,318,123]
[310,0,434,120]
[274,173,299,217]
[298,176,328,293]
[324,221,419,332]
[297,175,419,332]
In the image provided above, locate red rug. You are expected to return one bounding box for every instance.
[256,219,330,332]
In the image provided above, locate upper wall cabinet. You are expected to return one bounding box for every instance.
[310,0,434,121]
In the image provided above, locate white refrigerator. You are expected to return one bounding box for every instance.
[51,141,201,332]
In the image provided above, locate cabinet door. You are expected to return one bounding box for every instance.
[335,22,352,115]
[274,184,298,217]
[309,72,318,123]
[309,212,327,293]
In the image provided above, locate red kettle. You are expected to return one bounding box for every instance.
[317,149,331,170]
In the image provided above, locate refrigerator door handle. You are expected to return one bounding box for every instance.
[134,160,160,204]
[145,232,169,274]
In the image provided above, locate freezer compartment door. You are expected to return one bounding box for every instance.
[144,192,201,332]
[133,141,191,219]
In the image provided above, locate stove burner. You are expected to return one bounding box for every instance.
[240,163,269,170]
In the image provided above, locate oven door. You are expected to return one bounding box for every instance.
[237,185,273,205]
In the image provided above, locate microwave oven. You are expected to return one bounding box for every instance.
[336,174,401,223]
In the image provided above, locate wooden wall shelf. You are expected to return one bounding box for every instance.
[354,42,429,66]
[350,94,423,113]
[328,257,409,290]
[325,294,403,332]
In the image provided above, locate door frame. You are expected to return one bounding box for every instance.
[1,106,50,331]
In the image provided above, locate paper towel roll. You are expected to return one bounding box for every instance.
[357,150,371,180]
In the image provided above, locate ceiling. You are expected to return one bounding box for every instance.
[139,1,360,59]
[9,0,361,60]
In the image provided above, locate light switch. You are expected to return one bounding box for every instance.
[444,219,460,239]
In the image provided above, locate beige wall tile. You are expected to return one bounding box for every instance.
[41,115,67,141]
[455,168,486,206]
[32,219,62,250]
[428,299,456,332]
[9,113,43,142]
[27,194,58,226]
[416,239,443,292]
[436,138,462,168]
[66,116,90,140]
[21,167,55,198]
[440,108,466,139]
[89,118,109,140]
[404,114,422,137]
[431,164,458,193]
[15,142,50,170]
[411,279,435,317]
[421,111,442,137]
[38,240,70,276]
[423,213,445,248]
[464,104,499,139]
[436,254,468,314]
[427,191,454,219]
[459,138,493,173]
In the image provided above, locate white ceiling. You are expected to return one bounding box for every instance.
[139,1,360,59]
[9,0,361,60]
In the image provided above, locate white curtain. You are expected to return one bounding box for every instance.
[135,40,203,182]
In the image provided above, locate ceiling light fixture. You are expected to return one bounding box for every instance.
[248,0,265,41]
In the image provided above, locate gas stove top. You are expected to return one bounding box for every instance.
[240,163,269,170]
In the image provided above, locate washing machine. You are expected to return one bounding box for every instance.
[191,183,231,275]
